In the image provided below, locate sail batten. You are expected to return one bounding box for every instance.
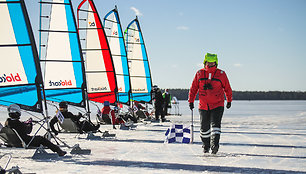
[125,18,152,103]
[0,0,43,112]
[77,0,117,104]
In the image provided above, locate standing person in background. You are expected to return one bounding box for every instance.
[152,85,165,122]
[163,89,171,116]
[188,53,232,154]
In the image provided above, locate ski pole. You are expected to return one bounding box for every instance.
[191,109,194,144]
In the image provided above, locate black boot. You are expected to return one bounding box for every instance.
[211,145,219,154]
[57,149,67,156]
[203,148,209,153]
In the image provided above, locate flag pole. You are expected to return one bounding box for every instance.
[191,109,194,143]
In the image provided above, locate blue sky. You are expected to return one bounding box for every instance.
[24,0,306,91]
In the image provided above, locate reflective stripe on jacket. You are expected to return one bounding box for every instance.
[188,68,232,110]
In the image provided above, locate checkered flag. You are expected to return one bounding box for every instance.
[165,124,191,144]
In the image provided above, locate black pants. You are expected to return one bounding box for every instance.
[199,106,224,151]
[27,136,61,153]
[102,114,112,124]
[80,120,100,132]
[155,104,164,120]
[163,104,169,115]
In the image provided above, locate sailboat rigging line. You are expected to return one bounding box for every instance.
[0,1,19,3]
[126,28,139,32]
[40,60,83,63]
[39,1,70,5]
[126,42,143,45]
[0,44,31,47]
[126,42,143,46]
[103,18,117,23]
[114,74,130,76]
[39,30,77,33]
[130,75,150,78]
[86,70,115,73]
[78,9,95,13]
[112,54,127,57]
[78,27,104,30]
[128,58,149,61]
[82,48,110,51]
[106,35,123,39]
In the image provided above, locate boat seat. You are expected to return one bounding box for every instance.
[0,127,26,148]
[59,118,80,133]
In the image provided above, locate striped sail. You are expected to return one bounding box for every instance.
[104,7,131,104]
[0,0,43,112]
[39,0,87,107]
[77,0,117,104]
[125,17,152,103]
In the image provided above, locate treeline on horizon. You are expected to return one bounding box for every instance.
[164,89,306,100]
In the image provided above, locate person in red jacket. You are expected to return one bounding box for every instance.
[101,101,124,129]
[188,53,232,154]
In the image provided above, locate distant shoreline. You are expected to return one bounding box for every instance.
[165,89,306,100]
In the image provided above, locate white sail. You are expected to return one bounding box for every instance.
[0,0,43,112]
[125,17,152,102]
[77,0,117,104]
[104,7,131,104]
[40,0,86,107]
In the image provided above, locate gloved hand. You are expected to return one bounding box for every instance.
[189,102,194,110]
[54,131,58,136]
[77,112,84,119]
[24,117,33,124]
[226,102,231,109]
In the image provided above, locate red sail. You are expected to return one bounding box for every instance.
[77,0,117,104]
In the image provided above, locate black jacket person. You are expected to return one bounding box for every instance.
[152,86,165,121]
[50,101,99,134]
[5,104,66,156]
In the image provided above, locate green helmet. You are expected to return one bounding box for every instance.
[203,53,218,65]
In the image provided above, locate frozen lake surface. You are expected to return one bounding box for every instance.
[0,100,306,173]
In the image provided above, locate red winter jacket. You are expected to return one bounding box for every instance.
[101,106,124,125]
[188,67,232,110]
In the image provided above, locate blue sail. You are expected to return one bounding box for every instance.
[0,0,43,112]
[125,17,152,103]
[39,0,87,107]
[104,7,131,104]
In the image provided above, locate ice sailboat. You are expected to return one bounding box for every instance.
[77,0,117,104]
[39,0,88,110]
[104,6,131,105]
[124,17,153,103]
[0,0,71,155]
[0,0,43,113]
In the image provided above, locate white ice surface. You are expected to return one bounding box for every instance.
[0,100,306,174]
